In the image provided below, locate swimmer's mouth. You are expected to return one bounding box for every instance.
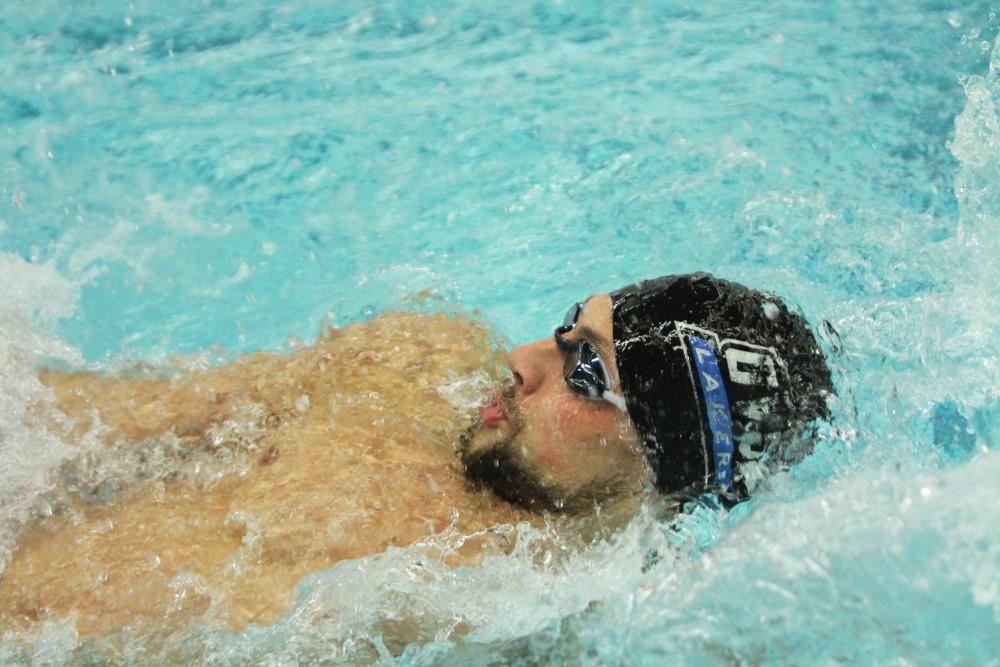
[479,387,509,427]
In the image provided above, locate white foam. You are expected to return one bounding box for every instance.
[0,253,85,573]
[436,370,495,410]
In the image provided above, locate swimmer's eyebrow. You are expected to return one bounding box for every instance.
[574,323,613,359]
[578,296,612,350]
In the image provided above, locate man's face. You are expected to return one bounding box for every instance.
[460,294,652,515]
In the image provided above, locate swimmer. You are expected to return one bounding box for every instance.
[0,273,832,641]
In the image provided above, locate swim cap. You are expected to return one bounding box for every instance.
[611,273,833,500]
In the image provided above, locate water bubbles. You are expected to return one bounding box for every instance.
[93,519,114,535]
[168,571,215,611]
[960,26,982,46]
[436,371,493,410]
[3,3,1000,663]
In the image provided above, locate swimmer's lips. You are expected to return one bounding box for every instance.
[479,389,508,427]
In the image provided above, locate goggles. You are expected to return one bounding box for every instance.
[553,302,627,411]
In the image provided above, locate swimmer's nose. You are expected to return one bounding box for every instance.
[508,338,560,397]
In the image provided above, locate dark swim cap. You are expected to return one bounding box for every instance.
[611,273,833,500]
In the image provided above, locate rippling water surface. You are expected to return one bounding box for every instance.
[2,1,999,664]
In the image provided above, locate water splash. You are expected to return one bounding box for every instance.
[3,2,1000,665]
[0,254,84,572]
[436,371,495,411]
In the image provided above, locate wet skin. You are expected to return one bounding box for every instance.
[0,297,653,640]
[460,294,652,518]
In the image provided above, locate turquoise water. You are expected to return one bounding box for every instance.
[2,1,1000,664]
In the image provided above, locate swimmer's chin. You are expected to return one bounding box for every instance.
[458,418,512,461]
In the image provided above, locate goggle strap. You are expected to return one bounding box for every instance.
[603,390,627,411]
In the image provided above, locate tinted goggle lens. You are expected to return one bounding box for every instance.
[563,340,610,398]
[554,301,617,400]
[553,303,627,410]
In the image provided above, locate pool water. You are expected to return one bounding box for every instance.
[2,1,1000,664]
